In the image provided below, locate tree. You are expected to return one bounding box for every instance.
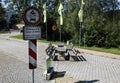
[0,4,5,22]
[0,3,7,30]
[84,0,120,48]
[56,0,80,42]
[4,0,120,47]
[9,14,19,29]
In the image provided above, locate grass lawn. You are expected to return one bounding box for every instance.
[11,34,23,39]
[11,34,120,55]
[11,34,61,44]
[79,46,120,55]
[0,31,10,34]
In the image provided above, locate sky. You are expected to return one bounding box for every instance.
[1,0,12,8]
[1,0,8,8]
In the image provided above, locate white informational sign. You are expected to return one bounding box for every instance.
[23,26,41,40]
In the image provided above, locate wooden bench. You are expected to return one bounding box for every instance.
[58,43,64,47]
[66,43,74,50]
[45,43,56,58]
[52,43,69,61]
[67,43,82,61]
[53,46,67,61]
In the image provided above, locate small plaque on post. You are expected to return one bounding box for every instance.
[23,26,41,40]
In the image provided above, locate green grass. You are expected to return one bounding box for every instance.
[11,34,60,44]
[11,34,23,39]
[38,40,60,44]
[78,46,120,55]
[11,34,120,55]
[0,31,10,34]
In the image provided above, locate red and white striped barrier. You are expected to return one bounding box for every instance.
[29,40,37,69]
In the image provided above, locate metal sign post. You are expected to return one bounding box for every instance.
[79,22,82,47]
[23,6,41,83]
[32,69,35,83]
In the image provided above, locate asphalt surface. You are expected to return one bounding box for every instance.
[0,30,120,83]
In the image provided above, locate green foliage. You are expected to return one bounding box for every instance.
[6,0,120,48]
[85,14,120,48]
[56,0,80,42]
[9,14,19,28]
[0,3,8,30]
[83,0,120,48]
[11,34,23,39]
[11,34,120,55]
[104,22,120,48]
[0,4,5,22]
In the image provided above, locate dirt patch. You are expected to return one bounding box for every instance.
[55,75,79,83]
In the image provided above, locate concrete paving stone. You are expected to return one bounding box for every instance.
[52,53,120,83]
[0,50,52,83]
[1,33,120,83]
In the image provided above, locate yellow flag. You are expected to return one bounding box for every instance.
[43,3,46,23]
[58,3,63,25]
[78,0,85,22]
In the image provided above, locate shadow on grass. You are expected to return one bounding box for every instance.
[75,80,99,83]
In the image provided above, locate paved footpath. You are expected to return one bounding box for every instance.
[0,32,53,83]
[53,53,120,83]
[1,32,120,83]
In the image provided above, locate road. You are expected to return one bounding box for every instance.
[0,31,51,83]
